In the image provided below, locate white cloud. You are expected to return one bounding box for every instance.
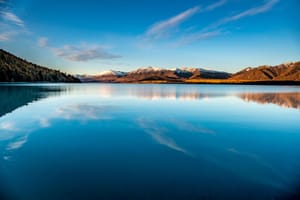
[227,0,279,21]
[177,0,279,45]
[38,37,48,47]
[0,9,27,41]
[206,0,279,30]
[143,1,228,43]
[1,11,24,27]
[205,0,227,11]
[0,29,28,42]
[177,30,222,45]
[53,44,121,62]
[146,6,200,40]
[0,32,11,41]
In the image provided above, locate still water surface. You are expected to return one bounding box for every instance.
[0,84,300,199]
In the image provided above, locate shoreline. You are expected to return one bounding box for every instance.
[1,80,300,86]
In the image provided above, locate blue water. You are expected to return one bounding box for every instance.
[0,84,300,200]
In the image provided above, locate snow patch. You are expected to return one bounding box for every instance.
[130,67,166,74]
[98,70,127,76]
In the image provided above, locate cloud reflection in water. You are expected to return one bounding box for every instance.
[55,104,114,121]
[137,118,188,154]
[0,102,117,160]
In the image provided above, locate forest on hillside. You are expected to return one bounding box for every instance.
[0,49,80,82]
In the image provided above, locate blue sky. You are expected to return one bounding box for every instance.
[0,0,299,74]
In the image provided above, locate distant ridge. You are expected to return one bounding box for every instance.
[0,49,80,82]
[78,67,231,83]
[77,62,300,84]
[76,70,128,82]
[231,62,300,81]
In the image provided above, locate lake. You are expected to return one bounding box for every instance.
[0,83,300,200]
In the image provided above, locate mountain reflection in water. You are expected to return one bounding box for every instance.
[239,92,300,109]
[1,84,299,118]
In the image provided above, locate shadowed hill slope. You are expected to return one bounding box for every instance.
[0,49,80,82]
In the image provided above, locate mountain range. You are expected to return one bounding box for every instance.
[239,92,300,110]
[0,49,80,82]
[77,62,300,84]
[76,67,231,83]
[1,49,299,84]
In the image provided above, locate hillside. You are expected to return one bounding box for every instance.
[0,49,80,82]
[230,62,300,81]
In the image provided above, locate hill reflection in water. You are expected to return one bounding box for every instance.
[1,84,300,118]
[239,93,300,109]
[0,85,67,117]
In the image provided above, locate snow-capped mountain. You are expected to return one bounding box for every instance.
[98,70,127,77]
[77,66,231,82]
[129,67,167,74]
[76,70,127,82]
[76,62,300,83]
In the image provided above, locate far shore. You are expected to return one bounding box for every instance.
[106,79,300,85]
[1,80,300,85]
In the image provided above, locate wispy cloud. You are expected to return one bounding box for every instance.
[177,30,222,46]
[0,31,14,41]
[205,0,227,11]
[143,1,228,44]
[1,11,24,27]
[227,0,279,21]
[145,6,200,40]
[38,37,48,47]
[0,33,9,41]
[53,44,121,62]
[0,8,27,42]
[176,0,279,45]
[206,0,279,31]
